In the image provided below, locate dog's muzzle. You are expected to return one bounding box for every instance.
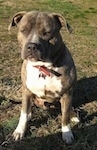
[21,42,44,60]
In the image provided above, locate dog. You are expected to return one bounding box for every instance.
[8,11,79,144]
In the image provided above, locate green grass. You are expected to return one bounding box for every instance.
[2,118,19,135]
[0,0,97,149]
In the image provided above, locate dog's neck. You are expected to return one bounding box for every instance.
[27,60,62,78]
[34,66,50,78]
[27,60,61,78]
[34,65,62,78]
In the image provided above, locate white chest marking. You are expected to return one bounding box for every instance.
[26,61,62,97]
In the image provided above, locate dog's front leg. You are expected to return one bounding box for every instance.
[13,89,32,141]
[60,90,74,144]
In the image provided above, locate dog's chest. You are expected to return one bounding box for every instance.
[26,62,62,97]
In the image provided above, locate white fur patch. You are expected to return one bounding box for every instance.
[18,111,28,125]
[28,112,32,121]
[71,116,80,123]
[31,33,39,44]
[26,60,62,97]
[27,60,52,67]
[62,124,71,132]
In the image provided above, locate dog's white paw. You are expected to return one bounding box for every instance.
[13,125,26,141]
[13,111,27,141]
[71,116,80,123]
[62,130,74,144]
[62,124,74,144]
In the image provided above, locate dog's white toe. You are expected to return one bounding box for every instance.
[71,116,80,123]
[28,112,32,121]
[13,131,23,141]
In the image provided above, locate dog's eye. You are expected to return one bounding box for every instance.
[20,29,27,33]
[43,30,51,36]
[20,27,30,35]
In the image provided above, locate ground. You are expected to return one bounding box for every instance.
[0,0,97,150]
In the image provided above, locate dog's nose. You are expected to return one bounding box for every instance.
[27,43,38,51]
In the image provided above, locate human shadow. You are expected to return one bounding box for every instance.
[73,76,97,107]
[72,76,97,123]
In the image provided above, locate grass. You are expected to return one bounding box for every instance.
[0,0,97,149]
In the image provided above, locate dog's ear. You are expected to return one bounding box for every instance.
[52,13,72,33]
[8,11,27,31]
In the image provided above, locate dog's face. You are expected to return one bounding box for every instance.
[9,11,72,62]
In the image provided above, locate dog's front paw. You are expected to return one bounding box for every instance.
[62,124,74,144]
[62,130,74,144]
[13,125,25,141]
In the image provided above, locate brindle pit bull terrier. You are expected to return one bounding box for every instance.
[8,11,79,144]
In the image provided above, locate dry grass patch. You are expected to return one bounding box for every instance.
[0,0,97,150]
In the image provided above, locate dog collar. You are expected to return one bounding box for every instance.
[34,66,61,78]
[34,66,50,77]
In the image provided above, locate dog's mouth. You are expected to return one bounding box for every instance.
[21,48,44,62]
[26,54,41,61]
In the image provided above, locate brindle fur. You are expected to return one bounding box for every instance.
[9,11,77,144]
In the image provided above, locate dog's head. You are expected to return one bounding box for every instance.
[9,11,72,63]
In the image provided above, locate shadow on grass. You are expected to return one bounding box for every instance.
[73,76,97,107]
[0,123,97,150]
[73,76,97,123]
